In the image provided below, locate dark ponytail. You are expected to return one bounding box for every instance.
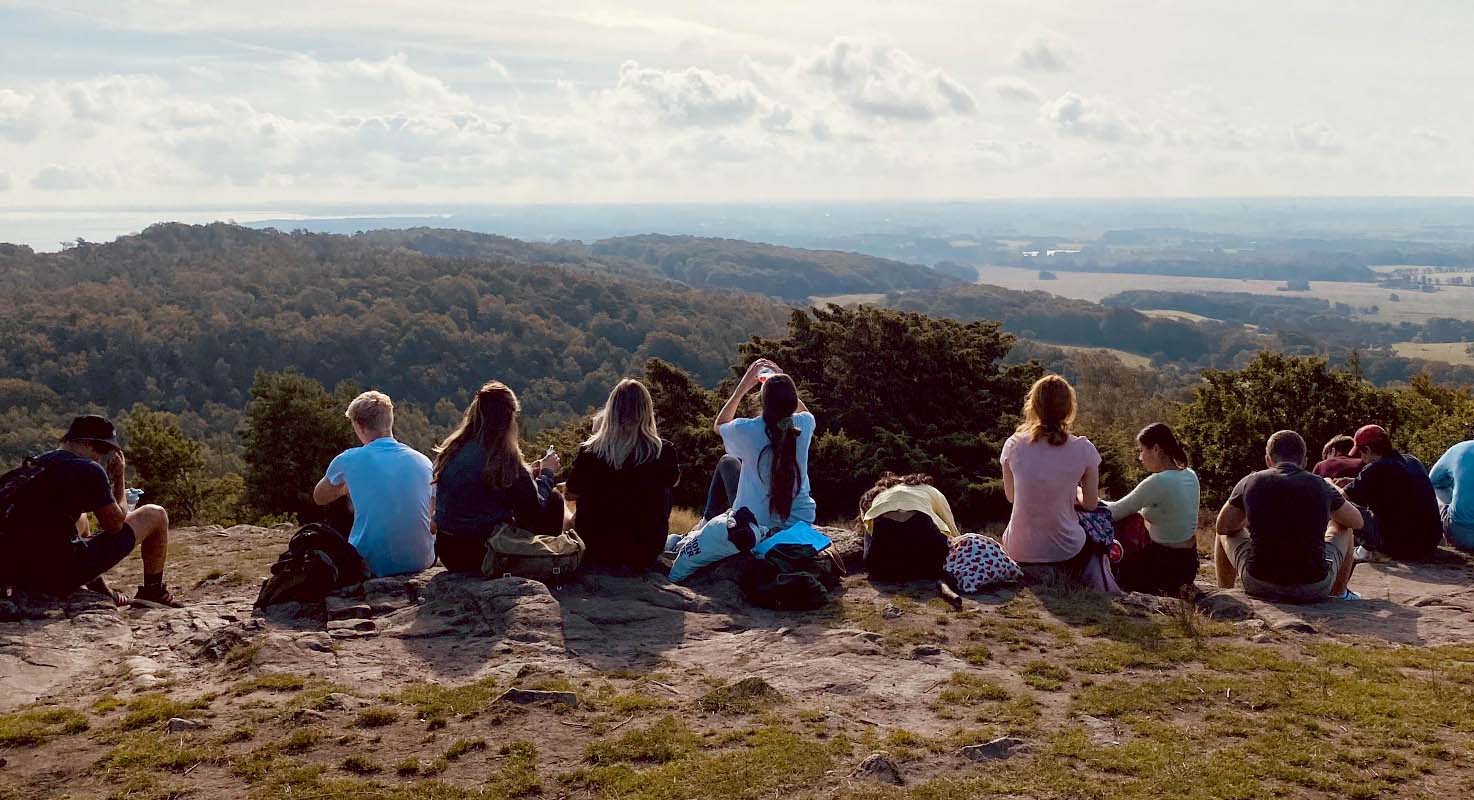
[760,375,801,520]
[1138,422,1189,468]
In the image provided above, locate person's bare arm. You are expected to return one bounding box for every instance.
[1330,498,1364,530]
[313,476,349,506]
[94,500,128,535]
[714,358,775,434]
[1078,463,1100,509]
[1215,502,1247,536]
[105,450,127,506]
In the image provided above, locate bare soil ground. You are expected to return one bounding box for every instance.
[3,524,1474,800]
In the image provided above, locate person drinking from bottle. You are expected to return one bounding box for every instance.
[1,415,181,606]
[431,381,567,573]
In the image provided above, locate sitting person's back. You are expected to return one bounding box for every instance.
[1215,430,1363,603]
[859,474,959,581]
[313,392,434,577]
[1431,437,1474,550]
[1343,425,1443,560]
[566,379,680,570]
[432,381,563,573]
[1312,435,1363,481]
[1000,375,1109,588]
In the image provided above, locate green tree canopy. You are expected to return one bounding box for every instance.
[239,370,358,522]
[736,305,1040,525]
[1177,352,1401,506]
[118,407,206,523]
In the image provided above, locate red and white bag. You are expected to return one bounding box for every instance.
[943,533,1023,593]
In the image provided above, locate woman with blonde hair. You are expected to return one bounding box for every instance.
[566,378,680,569]
[1000,374,1112,589]
[432,381,565,573]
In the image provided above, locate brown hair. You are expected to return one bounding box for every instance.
[1137,422,1189,468]
[432,381,528,490]
[1267,430,1307,467]
[1017,374,1076,446]
[857,472,933,521]
[1322,434,1354,460]
[760,374,801,520]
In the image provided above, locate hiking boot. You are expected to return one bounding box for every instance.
[132,585,183,608]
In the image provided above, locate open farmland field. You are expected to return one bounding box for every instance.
[1138,309,1222,324]
[1392,341,1474,367]
[975,266,1474,324]
[1042,343,1155,369]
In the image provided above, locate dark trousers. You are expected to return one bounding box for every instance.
[703,455,742,521]
[435,492,567,574]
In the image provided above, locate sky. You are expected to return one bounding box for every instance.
[1,0,1471,210]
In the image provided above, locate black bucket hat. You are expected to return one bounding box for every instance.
[62,415,122,452]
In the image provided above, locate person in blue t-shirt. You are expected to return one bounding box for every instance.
[1430,432,1474,551]
[313,391,436,577]
[3,415,181,606]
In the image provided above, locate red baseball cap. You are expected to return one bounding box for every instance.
[1349,424,1390,457]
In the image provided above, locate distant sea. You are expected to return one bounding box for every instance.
[6,198,1474,252]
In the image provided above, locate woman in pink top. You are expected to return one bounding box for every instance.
[1001,375,1103,579]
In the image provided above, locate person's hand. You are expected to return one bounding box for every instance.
[105,450,126,487]
[741,358,779,389]
[539,452,561,476]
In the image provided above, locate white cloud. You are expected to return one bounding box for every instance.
[31,164,116,191]
[1042,92,1145,143]
[0,171,11,191]
[486,57,511,80]
[798,38,976,120]
[0,89,42,142]
[1014,30,1076,73]
[987,76,1040,104]
[600,60,765,126]
[1290,121,1341,154]
[1409,127,1451,148]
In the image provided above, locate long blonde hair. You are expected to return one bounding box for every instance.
[1017,374,1076,446]
[583,378,662,467]
[432,381,527,489]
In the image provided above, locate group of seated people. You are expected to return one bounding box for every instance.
[7,360,1474,608]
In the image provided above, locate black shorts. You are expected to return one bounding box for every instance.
[1116,540,1200,595]
[24,526,137,593]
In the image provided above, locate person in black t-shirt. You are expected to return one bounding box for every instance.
[565,379,680,570]
[1339,424,1443,560]
[1214,430,1364,603]
[4,416,182,606]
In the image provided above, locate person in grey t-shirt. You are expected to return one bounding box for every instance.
[1214,430,1364,603]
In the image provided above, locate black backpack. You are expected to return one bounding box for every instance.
[739,542,844,611]
[0,456,48,586]
[254,523,371,607]
[864,512,950,581]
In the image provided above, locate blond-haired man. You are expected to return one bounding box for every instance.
[313,391,435,576]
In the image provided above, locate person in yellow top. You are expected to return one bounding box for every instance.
[858,473,959,580]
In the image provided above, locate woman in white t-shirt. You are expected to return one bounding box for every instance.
[711,358,817,529]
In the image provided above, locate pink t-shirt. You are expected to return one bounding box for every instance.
[1000,432,1102,564]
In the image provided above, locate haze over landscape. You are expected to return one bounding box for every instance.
[6,3,1474,800]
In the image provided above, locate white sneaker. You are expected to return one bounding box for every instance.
[1353,545,1371,563]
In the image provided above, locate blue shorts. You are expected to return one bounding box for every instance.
[26,525,137,593]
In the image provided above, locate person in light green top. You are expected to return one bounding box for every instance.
[1106,423,1202,594]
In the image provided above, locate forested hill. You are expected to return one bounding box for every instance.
[0,223,793,442]
[587,234,960,301]
[351,228,961,302]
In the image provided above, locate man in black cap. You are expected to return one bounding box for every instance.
[2,415,181,606]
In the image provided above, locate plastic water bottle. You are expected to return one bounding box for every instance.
[125,488,143,513]
[756,368,777,383]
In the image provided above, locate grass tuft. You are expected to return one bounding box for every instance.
[0,706,89,747]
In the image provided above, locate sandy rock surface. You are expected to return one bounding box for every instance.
[3,524,1472,715]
